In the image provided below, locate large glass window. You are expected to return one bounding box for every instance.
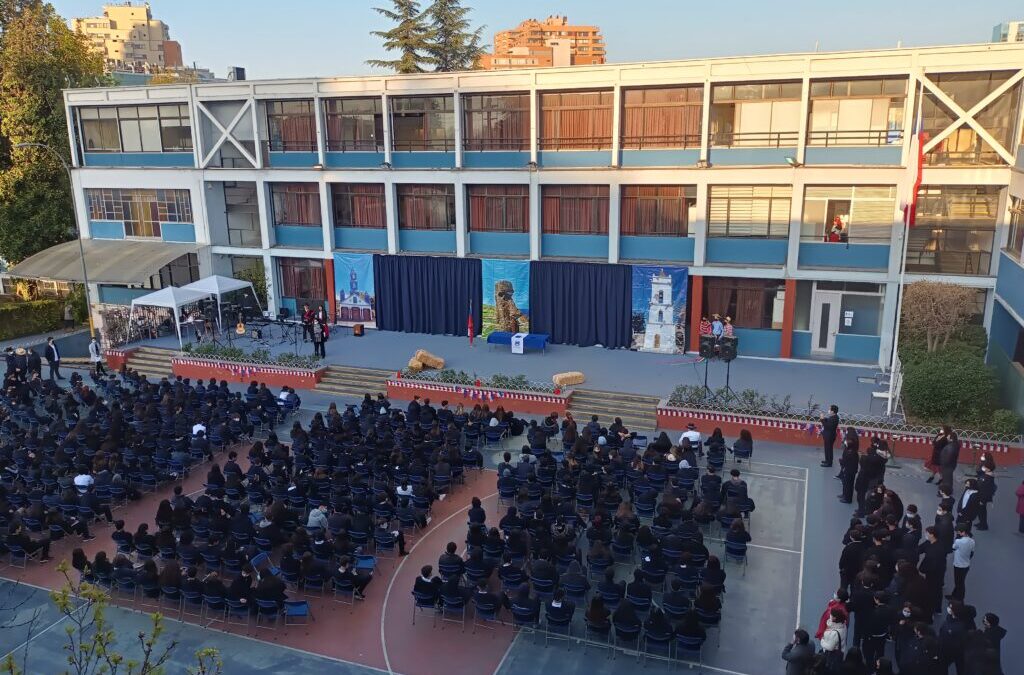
[704,277,786,329]
[801,185,896,243]
[707,185,792,238]
[397,184,455,230]
[224,182,261,247]
[620,185,695,236]
[271,183,321,227]
[807,78,906,146]
[1007,195,1024,260]
[621,86,703,149]
[79,107,120,152]
[391,96,455,151]
[462,94,530,151]
[265,100,317,152]
[921,71,1021,166]
[78,105,192,153]
[906,185,1000,275]
[710,81,802,147]
[278,258,326,305]
[324,97,384,152]
[541,185,609,234]
[331,183,386,229]
[539,91,614,150]
[466,185,529,233]
[85,188,193,238]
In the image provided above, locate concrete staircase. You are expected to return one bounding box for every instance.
[314,365,394,400]
[124,346,176,380]
[568,388,660,432]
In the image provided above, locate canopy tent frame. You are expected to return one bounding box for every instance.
[182,275,264,333]
[127,287,213,349]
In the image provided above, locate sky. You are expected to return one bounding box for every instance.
[49,0,1022,79]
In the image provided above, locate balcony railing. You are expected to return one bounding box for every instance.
[807,129,904,147]
[710,130,799,148]
[265,140,318,152]
[620,133,702,150]
[539,137,613,151]
[924,149,1005,166]
[392,138,456,152]
[462,138,530,151]
[905,249,993,276]
[326,139,385,152]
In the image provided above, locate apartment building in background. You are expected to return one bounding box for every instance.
[479,15,605,70]
[73,2,181,73]
[993,20,1024,43]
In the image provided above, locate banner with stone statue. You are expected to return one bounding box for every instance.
[481,259,530,338]
[333,252,376,328]
[630,265,688,353]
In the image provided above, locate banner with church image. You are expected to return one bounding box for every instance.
[333,252,376,328]
[481,259,530,338]
[630,265,688,353]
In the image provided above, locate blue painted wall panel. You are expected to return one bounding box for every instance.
[990,301,1019,358]
[468,232,530,256]
[83,152,194,168]
[390,153,456,169]
[705,238,788,265]
[988,303,1024,424]
[462,152,530,169]
[97,285,152,305]
[619,236,695,262]
[537,150,612,168]
[707,147,798,166]
[399,229,456,253]
[996,252,1024,320]
[541,234,608,259]
[732,327,781,357]
[619,149,701,167]
[160,222,196,243]
[324,152,386,169]
[803,146,903,166]
[792,331,813,359]
[334,227,387,251]
[274,225,324,249]
[798,242,891,270]
[834,333,881,363]
[267,151,319,168]
[89,220,125,240]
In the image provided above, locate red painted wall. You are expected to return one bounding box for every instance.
[171,357,326,390]
[103,348,136,371]
[387,379,569,416]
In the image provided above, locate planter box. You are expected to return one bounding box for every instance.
[103,348,136,371]
[172,357,326,389]
[657,402,1023,463]
[387,378,569,416]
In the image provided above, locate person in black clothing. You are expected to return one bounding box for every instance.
[854,444,886,517]
[545,588,575,624]
[413,565,443,603]
[939,600,970,675]
[253,572,287,609]
[975,466,996,531]
[334,556,372,599]
[838,427,859,503]
[838,528,867,592]
[7,523,51,562]
[917,526,947,615]
[860,590,891,665]
[819,404,839,467]
[510,583,540,621]
[44,338,64,381]
[981,612,1006,672]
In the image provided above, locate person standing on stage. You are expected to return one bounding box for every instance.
[89,337,106,376]
[301,303,315,342]
[820,404,839,468]
[312,315,327,359]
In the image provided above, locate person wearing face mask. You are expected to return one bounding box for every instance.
[917,526,947,615]
[815,588,850,641]
[892,601,928,665]
[938,600,970,675]
[948,525,975,603]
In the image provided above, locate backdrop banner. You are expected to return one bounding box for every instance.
[333,252,376,328]
[481,259,530,338]
[630,265,688,353]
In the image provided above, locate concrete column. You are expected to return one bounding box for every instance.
[262,252,278,317]
[529,87,539,165]
[256,179,273,249]
[611,83,622,167]
[384,178,399,254]
[323,256,336,322]
[900,72,920,167]
[878,280,899,368]
[607,183,621,263]
[692,181,708,267]
[688,275,704,353]
[780,278,797,358]
[382,93,393,166]
[796,76,810,165]
[250,95,264,169]
[319,180,333,253]
[313,95,326,166]
[700,79,712,162]
[454,179,467,257]
[453,91,463,169]
[529,173,541,260]
[786,180,804,275]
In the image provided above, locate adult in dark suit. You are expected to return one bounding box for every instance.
[955,479,982,527]
[44,337,64,381]
[819,404,839,467]
[837,427,859,504]
[26,349,42,377]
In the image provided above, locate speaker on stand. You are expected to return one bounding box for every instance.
[698,335,717,400]
[718,336,740,403]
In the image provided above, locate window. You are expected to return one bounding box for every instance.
[331,183,386,229]
[1007,196,1024,260]
[704,277,786,329]
[397,184,455,230]
[539,91,613,150]
[224,182,261,247]
[467,185,529,233]
[710,82,801,147]
[708,185,792,238]
[541,185,609,234]
[621,87,703,149]
[906,186,999,275]
[85,188,193,238]
[462,94,529,151]
[620,185,695,236]
[801,186,896,243]
[77,105,192,153]
[159,252,200,288]
[118,106,161,152]
[808,78,906,146]
[157,104,192,151]
[324,97,383,151]
[278,258,326,303]
[271,183,321,226]
[391,96,455,151]
[79,107,120,151]
[922,71,1021,166]
[266,100,317,152]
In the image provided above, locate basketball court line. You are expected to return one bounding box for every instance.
[795,467,809,626]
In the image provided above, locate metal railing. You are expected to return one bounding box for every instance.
[326,139,385,152]
[392,138,456,152]
[904,249,992,276]
[710,130,799,148]
[538,137,613,151]
[806,129,904,147]
[620,134,702,150]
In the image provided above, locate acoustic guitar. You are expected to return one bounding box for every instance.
[236,320,246,335]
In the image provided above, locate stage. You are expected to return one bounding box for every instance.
[122,326,885,415]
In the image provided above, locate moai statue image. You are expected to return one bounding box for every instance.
[494,280,523,333]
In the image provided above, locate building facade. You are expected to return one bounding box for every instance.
[73,2,181,73]
[479,15,605,70]
[57,43,1024,400]
[993,20,1024,43]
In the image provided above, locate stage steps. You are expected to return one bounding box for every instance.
[123,346,176,380]
[314,365,395,400]
[568,388,660,432]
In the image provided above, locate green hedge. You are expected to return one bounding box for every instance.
[0,299,63,341]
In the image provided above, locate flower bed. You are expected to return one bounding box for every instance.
[387,376,569,416]
[172,356,326,389]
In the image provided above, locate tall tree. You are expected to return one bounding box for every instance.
[0,2,108,264]
[367,0,431,74]
[424,0,484,72]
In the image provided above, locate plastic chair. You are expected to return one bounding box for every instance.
[254,599,281,628]
[675,633,705,668]
[472,594,500,633]
[440,593,467,628]
[284,600,312,626]
[642,627,673,665]
[724,540,748,576]
[412,590,438,625]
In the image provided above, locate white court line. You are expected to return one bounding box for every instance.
[491,631,520,675]
[795,467,809,627]
[741,471,806,482]
[703,537,801,555]
[0,599,88,665]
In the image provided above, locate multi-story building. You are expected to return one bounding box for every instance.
[39,42,1024,415]
[73,2,182,73]
[993,20,1024,43]
[479,15,605,70]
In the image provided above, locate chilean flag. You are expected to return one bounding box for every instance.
[467,298,475,346]
[904,83,929,228]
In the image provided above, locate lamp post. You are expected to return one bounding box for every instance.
[15,141,95,338]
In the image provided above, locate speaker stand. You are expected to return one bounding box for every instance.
[718,359,738,404]
[701,357,714,401]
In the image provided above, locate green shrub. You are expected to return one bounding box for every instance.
[0,299,63,340]
[988,409,1021,436]
[902,345,997,427]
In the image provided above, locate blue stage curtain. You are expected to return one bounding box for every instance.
[372,254,482,336]
[529,260,632,349]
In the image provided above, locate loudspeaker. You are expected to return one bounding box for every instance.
[699,335,717,359]
[720,336,739,362]
[353,323,365,337]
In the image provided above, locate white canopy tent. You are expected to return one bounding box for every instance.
[182,275,264,331]
[128,286,213,348]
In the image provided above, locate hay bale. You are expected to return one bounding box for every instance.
[413,349,445,369]
[407,358,424,372]
[552,371,585,387]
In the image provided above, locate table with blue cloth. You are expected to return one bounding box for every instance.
[486,331,550,354]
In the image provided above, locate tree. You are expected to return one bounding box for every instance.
[0,2,109,264]
[423,0,484,72]
[366,0,431,74]
[233,259,268,306]
[149,70,199,85]
[899,281,978,353]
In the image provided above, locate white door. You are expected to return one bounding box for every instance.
[810,291,843,356]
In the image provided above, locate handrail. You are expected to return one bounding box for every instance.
[806,129,904,147]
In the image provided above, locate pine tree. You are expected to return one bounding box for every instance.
[366,0,431,74]
[424,0,485,72]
